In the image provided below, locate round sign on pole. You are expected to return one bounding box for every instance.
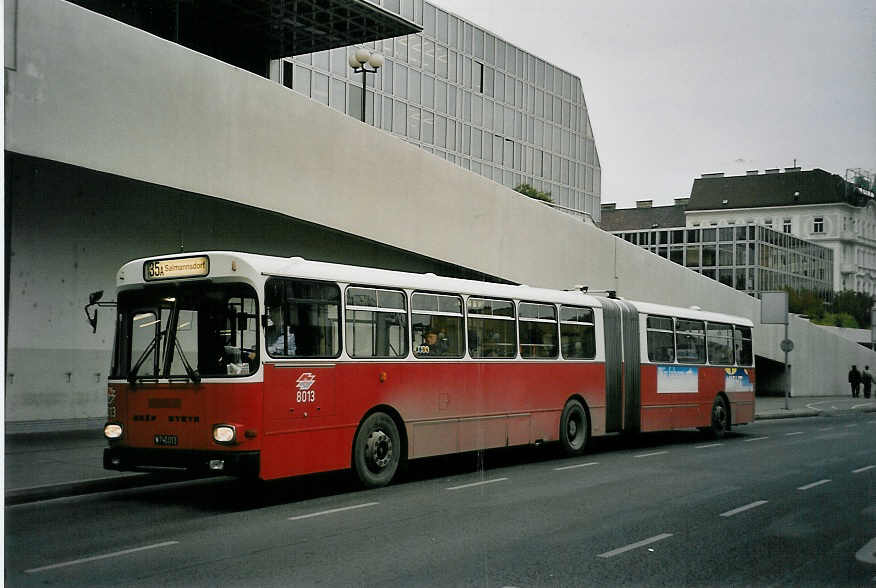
[780,339,794,353]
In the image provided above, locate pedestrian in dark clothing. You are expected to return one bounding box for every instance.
[849,365,861,398]
[863,366,872,399]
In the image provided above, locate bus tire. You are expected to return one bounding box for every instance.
[559,399,589,456]
[353,411,401,488]
[705,395,730,439]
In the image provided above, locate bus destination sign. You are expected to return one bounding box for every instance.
[144,256,209,281]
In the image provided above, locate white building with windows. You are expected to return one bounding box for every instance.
[685,168,876,294]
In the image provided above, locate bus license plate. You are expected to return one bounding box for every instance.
[154,434,178,446]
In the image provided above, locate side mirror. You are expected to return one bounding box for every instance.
[84,290,113,334]
[85,305,99,334]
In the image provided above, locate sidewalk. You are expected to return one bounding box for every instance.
[5,395,876,505]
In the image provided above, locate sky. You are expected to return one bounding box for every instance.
[432,0,875,208]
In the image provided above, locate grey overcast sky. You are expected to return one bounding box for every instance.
[432,0,875,208]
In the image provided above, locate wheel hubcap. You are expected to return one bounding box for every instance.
[713,404,727,430]
[365,430,393,470]
[567,409,585,449]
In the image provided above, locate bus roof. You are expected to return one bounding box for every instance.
[118,251,753,326]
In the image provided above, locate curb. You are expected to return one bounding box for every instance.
[5,472,184,506]
[754,410,820,420]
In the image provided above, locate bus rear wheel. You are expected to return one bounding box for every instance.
[559,399,589,456]
[703,396,730,439]
[353,411,401,488]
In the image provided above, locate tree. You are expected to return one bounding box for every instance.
[513,183,552,203]
[783,287,826,320]
[812,312,859,328]
[830,290,874,328]
[853,175,872,192]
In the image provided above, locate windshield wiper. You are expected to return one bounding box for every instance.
[172,336,201,384]
[128,330,162,385]
[161,300,201,384]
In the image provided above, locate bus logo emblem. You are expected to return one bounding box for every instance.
[296,372,316,391]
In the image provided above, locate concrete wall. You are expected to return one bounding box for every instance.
[5,0,875,428]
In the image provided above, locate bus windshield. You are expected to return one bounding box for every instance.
[112,282,259,381]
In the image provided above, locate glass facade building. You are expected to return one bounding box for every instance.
[275,0,601,221]
[615,225,834,299]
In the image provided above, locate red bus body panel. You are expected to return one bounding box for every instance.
[108,381,263,454]
[258,361,606,480]
[639,364,755,432]
[109,360,752,481]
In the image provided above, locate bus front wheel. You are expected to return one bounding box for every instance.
[353,411,401,488]
[559,399,589,456]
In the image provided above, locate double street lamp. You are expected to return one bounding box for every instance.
[348,48,384,122]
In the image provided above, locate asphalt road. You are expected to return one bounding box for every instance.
[6,413,875,587]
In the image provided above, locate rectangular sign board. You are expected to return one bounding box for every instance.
[144,256,209,281]
[760,291,788,325]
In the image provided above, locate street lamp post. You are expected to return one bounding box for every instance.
[349,48,384,122]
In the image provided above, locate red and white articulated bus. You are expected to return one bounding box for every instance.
[94,251,754,488]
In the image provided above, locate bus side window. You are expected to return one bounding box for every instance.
[345,287,408,358]
[735,326,753,366]
[559,306,595,359]
[519,302,558,359]
[467,297,516,359]
[646,315,675,363]
[675,319,706,364]
[265,278,340,358]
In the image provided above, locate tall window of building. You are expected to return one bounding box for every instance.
[813,217,824,234]
[473,61,484,93]
[783,219,791,233]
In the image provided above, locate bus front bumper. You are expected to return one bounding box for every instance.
[104,447,260,478]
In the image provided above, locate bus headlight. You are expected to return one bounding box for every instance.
[104,423,123,439]
[213,424,236,445]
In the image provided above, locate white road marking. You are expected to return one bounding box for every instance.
[25,541,179,574]
[288,502,379,521]
[852,403,875,409]
[744,436,769,443]
[797,479,831,490]
[785,431,803,436]
[554,462,598,471]
[447,477,509,490]
[818,427,834,431]
[720,500,768,517]
[634,451,668,458]
[696,443,723,449]
[846,423,858,428]
[597,533,673,558]
[852,465,875,474]
[855,538,876,564]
